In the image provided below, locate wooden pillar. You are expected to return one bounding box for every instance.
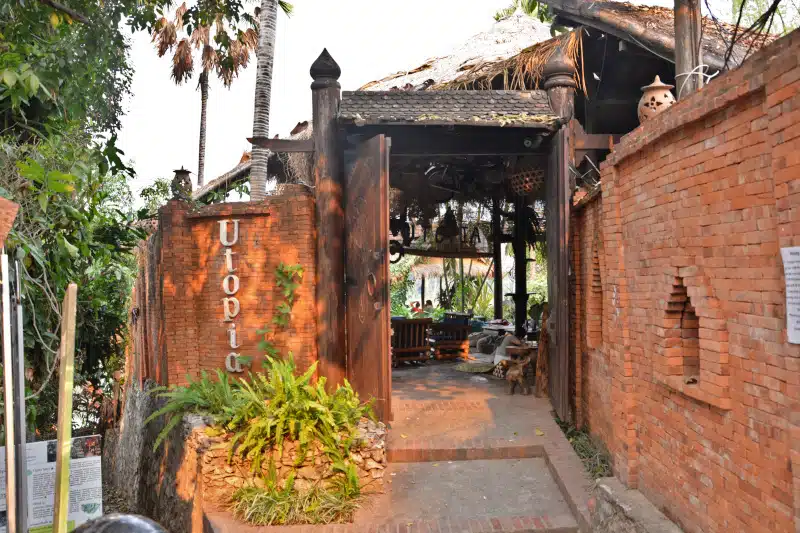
[674,0,703,98]
[492,197,503,320]
[310,49,346,387]
[421,275,426,305]
[543,47,575,420]
[513,197,528,338]
[542,42,577,122]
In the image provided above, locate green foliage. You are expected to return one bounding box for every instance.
[0,0,138,142]
[145,370,241,451]
[229,357,372,472]
[555,418,612,479]
[139,178,171,217]
[257,263,304,358]
[733,0,799,35]
[389,256,417,315]
[0,131,144,436]
[494,0,552,22]
[148,357,373,525]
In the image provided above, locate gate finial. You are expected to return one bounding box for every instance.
[310,48,341,90]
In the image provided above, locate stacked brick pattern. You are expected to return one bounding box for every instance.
[129,186,318,386]
[571,30,800,533]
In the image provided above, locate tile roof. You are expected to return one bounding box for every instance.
[338,90,559,129]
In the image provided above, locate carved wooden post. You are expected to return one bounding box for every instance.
[492,196,504,320]
[542,43,577,122]
[543,46,574,420]
[674,0,703,98]
[311,49,346,387]
[513,197,528,338]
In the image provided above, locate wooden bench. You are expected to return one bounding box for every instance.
[429,322,471,360]
[391,318,432,366]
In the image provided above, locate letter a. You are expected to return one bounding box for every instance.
[219,219,240,247]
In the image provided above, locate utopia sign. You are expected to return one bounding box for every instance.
[219,219,245,372]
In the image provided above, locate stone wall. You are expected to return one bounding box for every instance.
[570,30,800,533]
[128,185,318,387]
[196,419,387,511]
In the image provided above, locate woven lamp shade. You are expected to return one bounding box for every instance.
[508,168,544,196]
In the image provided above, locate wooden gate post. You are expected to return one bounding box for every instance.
[543,46,575,421]
[311,49,346,388]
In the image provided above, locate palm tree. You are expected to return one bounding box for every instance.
[153,3,259,187]
[250,0,293,201]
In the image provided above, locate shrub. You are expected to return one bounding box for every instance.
[229,357,373,471]
[145,370,240,450]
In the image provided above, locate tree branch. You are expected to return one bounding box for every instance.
[38,0,91,24]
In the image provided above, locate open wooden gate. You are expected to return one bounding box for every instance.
[546,128,570,420]
[345,135,392,422]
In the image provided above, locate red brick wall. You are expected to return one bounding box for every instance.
[129,186,318,387]
[0,197,19,248]
[571,30,800,533]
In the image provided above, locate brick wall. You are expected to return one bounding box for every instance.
[571,30,800,533]
[129,185,318,386]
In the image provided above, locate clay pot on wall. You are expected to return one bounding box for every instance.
[637,76,676,123]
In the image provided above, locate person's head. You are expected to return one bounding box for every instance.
[425,300,433,307]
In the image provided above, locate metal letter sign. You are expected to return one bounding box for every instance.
[219,220,244,372]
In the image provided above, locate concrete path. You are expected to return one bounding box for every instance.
[208,361,592,533]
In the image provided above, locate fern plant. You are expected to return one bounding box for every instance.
[229,356,373,471]
[146,370,241,450]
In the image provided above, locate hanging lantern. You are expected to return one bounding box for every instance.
[508,167,544,197]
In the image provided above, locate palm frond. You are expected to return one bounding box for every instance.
[172,38,194,84]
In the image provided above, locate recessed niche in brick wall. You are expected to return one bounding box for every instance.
[653,269,731,410]
[587,245,602,349]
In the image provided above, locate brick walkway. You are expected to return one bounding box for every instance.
[207,362,592,533]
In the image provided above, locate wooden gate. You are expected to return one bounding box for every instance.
[345,135,392,421]
[546,128,570,420]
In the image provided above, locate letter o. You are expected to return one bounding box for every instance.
[222,274,240,295]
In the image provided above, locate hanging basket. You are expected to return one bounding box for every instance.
[508,168,545,196]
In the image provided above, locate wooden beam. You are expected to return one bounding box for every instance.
[674,0,703,98]
[492,197,504,320]
[402,249,493,259]
[345,126,550,157]
[247,137,315,152]
[513,197,528,337]
[53,283,78,533]
[573,131,621,151]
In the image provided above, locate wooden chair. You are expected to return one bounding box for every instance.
[391,318,433,366]
[429,322,471,360]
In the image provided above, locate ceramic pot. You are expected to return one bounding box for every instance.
[637,75,676,123]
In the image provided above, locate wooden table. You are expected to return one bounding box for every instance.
[482,324,515,336]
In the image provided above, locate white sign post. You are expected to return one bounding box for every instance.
[0,435,103,533]
[780,246,800,344]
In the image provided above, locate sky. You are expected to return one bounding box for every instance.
[117,0,732,197]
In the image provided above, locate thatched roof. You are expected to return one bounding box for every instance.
[360,13,554,91]
[359,1,777,95]
[410,257,493,279]
[542,0,777,70]
[193,159,251,201]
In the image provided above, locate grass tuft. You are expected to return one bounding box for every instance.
[555,418,612,479]
[231,483,361,526]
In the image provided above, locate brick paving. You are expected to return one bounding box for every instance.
[206,361,591,533]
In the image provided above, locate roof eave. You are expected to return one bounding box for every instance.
[543,1,730,71]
